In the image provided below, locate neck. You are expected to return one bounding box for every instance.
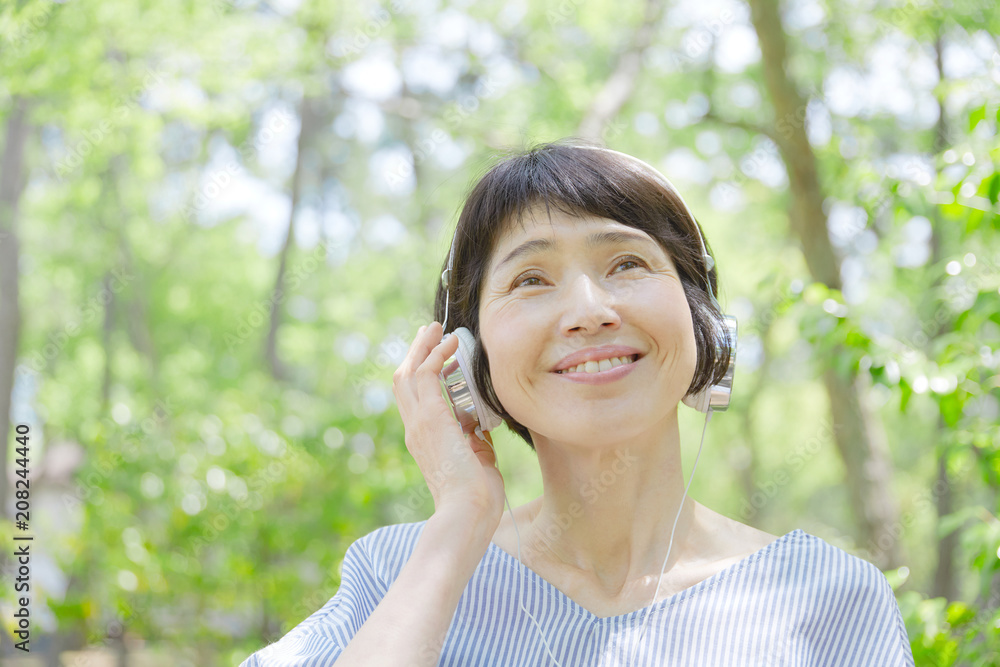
[521,409,698,594]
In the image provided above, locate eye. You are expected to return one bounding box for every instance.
[512,273,544,289]
[612,255,648,273]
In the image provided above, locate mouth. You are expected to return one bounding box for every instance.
[554,354,641,375]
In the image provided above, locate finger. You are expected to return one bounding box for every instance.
[395,325,461,419]
[418,329,460,372]
[404,322,447,370]
[414,332,461,398]
[394,323,439,386]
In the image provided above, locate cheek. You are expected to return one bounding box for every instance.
[677,312,700,382]
[479,315,537,408]
[477,313,515,386]
[653,296,698,375]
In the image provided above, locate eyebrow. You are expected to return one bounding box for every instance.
[493,230,659,274]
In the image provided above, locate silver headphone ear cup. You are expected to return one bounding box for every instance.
[440,327,504,434]
[683,314,737,412]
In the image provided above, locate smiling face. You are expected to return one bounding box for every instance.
[478,205,698,446]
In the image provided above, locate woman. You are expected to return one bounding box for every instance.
[242,140,914,666]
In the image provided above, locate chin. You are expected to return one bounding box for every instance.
[538,414,645,445]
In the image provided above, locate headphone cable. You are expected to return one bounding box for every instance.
[483,407,713,665]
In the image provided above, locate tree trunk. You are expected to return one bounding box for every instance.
[0,96,30,521]
[929,31,958,600]
[747,0,901,567]
[265,96,319,381]
[101,271,115,409]
[932,446,958,599]
[821,367,900,567]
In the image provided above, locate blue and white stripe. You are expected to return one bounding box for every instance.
[241,521,915,666]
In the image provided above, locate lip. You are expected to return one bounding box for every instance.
[552,356,641,385]
[551,345,643,372]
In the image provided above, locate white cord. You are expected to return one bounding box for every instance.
[482,436,565,663]
[485,407,714,665]
[626,408,712,665]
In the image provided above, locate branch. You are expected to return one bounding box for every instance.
[702,108,778,143]
[576,0,667,142]
[701,43,779,145]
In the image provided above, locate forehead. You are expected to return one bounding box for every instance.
[489,205,664,263]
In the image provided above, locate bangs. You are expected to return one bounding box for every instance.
[472,141,691,253]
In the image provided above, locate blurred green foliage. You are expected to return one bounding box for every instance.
[0,0,998,664]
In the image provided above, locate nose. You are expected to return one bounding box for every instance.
[560,273,622,334]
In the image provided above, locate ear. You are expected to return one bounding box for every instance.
[682,387,711,412]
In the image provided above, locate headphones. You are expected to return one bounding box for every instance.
[438,147,737,440]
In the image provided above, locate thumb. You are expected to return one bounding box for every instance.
[469,430,498,467]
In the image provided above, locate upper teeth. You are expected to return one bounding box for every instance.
[558,355,636,374]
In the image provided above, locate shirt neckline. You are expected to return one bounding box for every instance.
[485,528,805,623]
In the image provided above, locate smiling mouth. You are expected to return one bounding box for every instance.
[554,354,640,375]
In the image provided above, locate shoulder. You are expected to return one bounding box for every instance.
[772,529,900,609]
[355,518,429,555]
[788,530,889,581]
[697,508,893,600]
[348,519,430,588]
[778,531,914,663]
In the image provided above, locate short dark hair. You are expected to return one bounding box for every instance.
[434,138,731,450]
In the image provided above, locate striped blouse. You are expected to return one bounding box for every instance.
[241,520,915,666]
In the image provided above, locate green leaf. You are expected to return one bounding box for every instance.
[965,208,983,235]
[938,392,964,428]
[945,601,975,627]
[969,104,986,133]
[988,173,1000,206]
[900,377,913,412]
